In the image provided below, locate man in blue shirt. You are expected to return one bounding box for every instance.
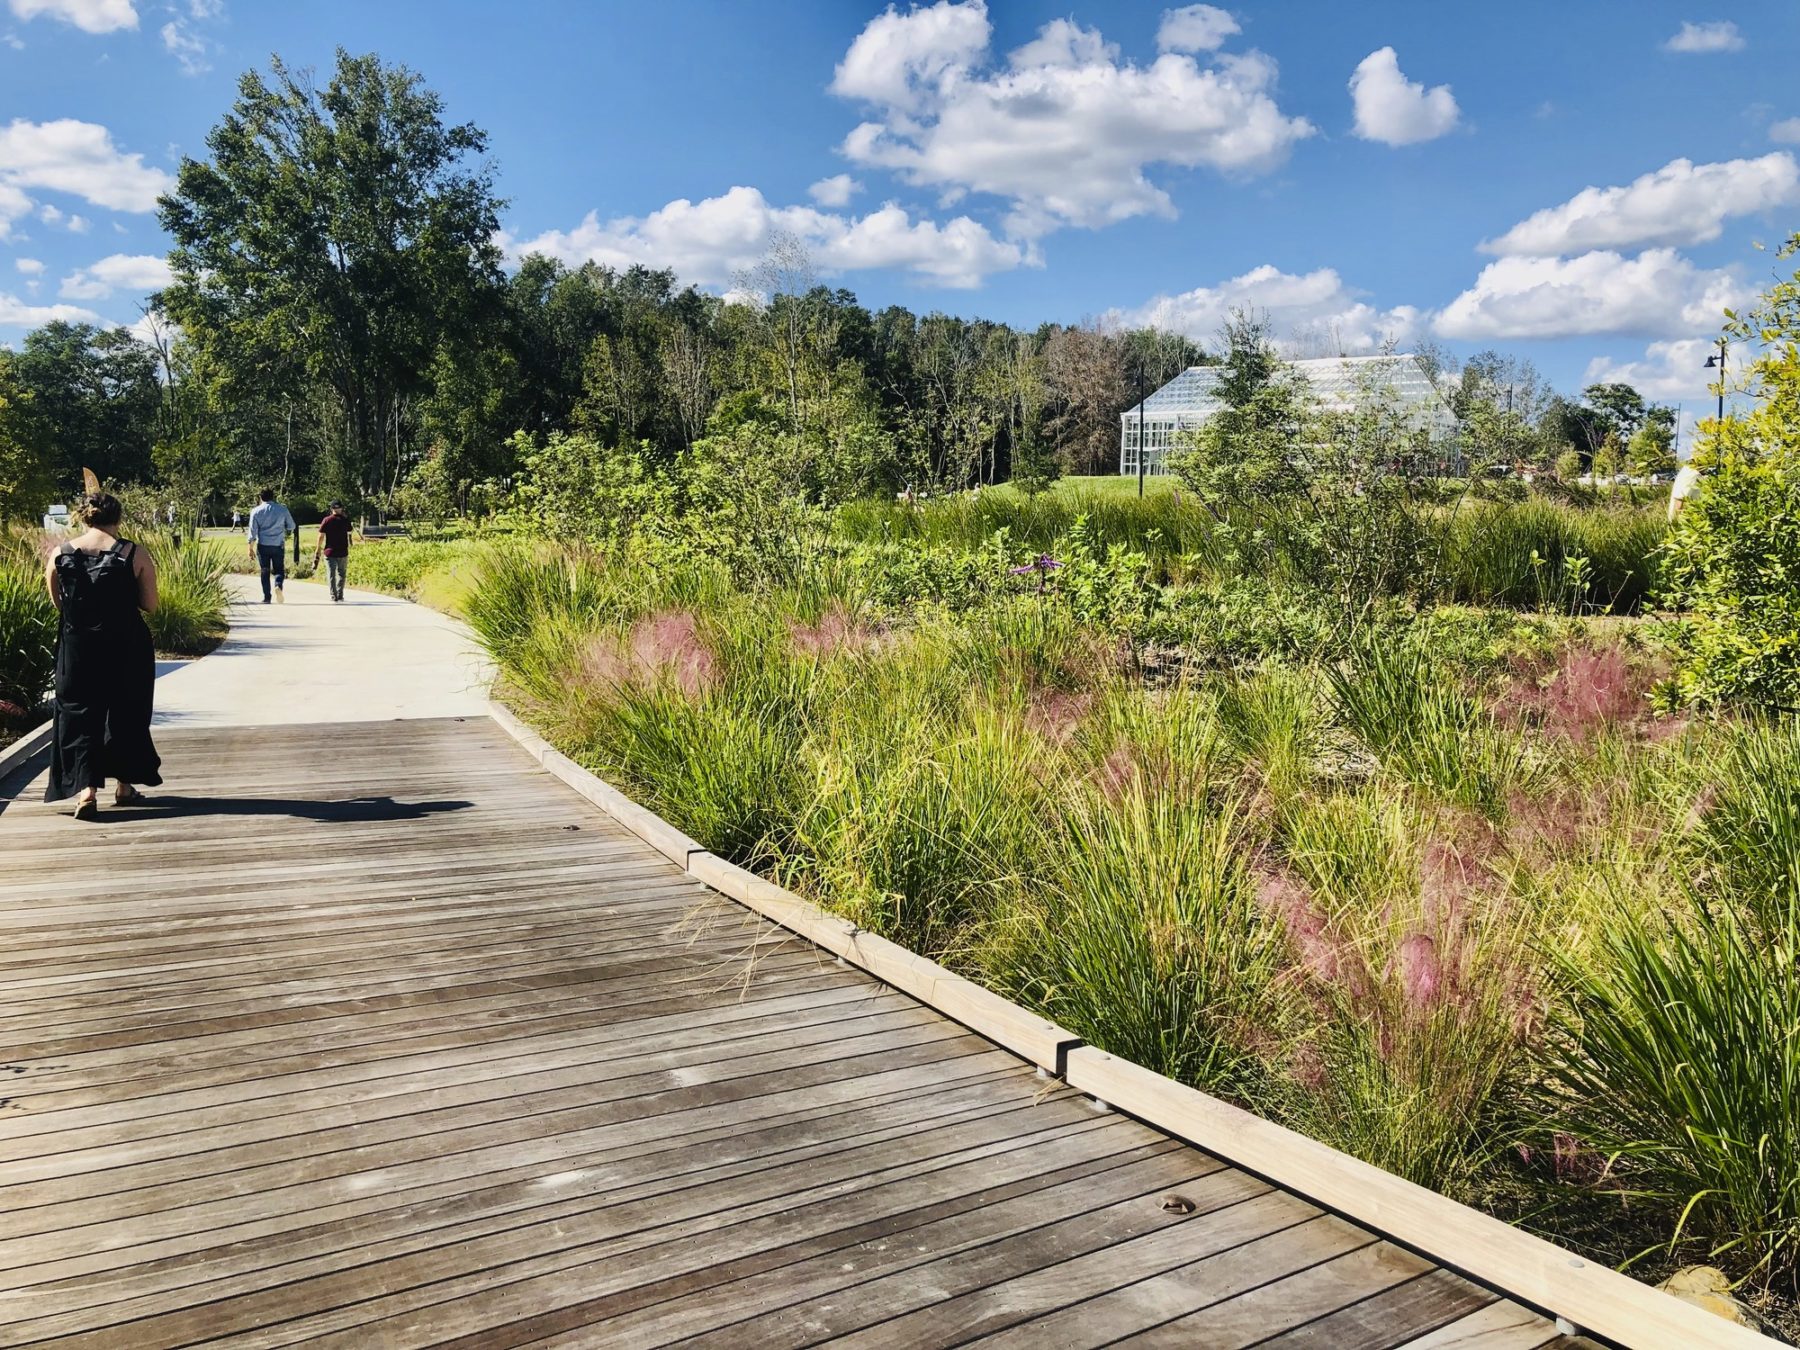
[246,488,297,604]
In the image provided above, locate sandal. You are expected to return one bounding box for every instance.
[73,791,98,821]
[114,784,143,806]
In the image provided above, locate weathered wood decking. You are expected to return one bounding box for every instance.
[0,717,1589,1347]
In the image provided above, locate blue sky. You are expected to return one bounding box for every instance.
[3,0,1797,431]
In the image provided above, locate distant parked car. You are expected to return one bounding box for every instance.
[42,504,69,532]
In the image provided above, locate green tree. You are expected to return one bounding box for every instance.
[1627,406,1677,478]
[1663,238,1800,706]
[0,351,53,522]
[159,50,506,499]
[12,321,160,488]
[1582,381,1648,444]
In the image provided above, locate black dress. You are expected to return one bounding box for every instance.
[46,540,162,800]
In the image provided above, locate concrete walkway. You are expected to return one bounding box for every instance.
[152,575,493,728]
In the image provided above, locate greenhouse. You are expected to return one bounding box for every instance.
[1119,354,1459,476]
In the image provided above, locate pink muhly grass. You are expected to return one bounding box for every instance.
[582,610,719,698]
[1395,932,1443,1011]
[1680,782,1721,837]
[1493,645,1656,743]
[1551,1131,1611,1187]
[1024,688,1093,745]
[1288,1041,1328,1092]
[787,604,875,659]
[1256,866,1372,1001]
[1093,744,1136,801]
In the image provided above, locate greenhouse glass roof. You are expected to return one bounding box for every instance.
[1124,355,1455,431]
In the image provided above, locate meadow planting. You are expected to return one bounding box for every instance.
[443,468,1798,1324]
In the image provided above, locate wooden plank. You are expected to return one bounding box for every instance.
[904,1211,1367,1349]
[0,716,1583,1350]
[1110,1241,1436,1348]
[1063,1046,1770,1350]
[4,1060,1030,1306]
[1394,1302,1569,1349]
[1,1004,940,1181]
[4,1068,1046,1336]
[1,954,836,1096]
[576,1155,1262,1349]
[1260,1270,1497,1348]
[195,1120,1154,1349]
[0,1032,994,1238]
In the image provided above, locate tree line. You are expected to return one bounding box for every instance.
[0,50,1674,525]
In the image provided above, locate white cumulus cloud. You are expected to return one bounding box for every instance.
[59,251,172,299]
[1435,249,1748,340]
[1349,47,1459,146]
[0,291,104,327]
[0,118,174,214]
[832,1,1312,237]
[807,174,861,208]
[1771,118,1800,145]
[6,0,135,32]
[1663,20,1744,53]
[160,17,208,74]
[0,180,29,237]
[1583,337,1740,403]
[830,0,991,116]
[1482,153,1799,256]
[1156,5,1239,54]
[1114,263,1423,355]
[505,185,1027,289]
[13,256,44,275]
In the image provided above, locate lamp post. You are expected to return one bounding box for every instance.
[1135,365,1147,499]
[1702,336,1727,424]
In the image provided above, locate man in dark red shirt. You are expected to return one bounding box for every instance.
[313,502,353,602]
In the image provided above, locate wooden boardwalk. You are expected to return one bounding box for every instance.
[0,717,1590,1348]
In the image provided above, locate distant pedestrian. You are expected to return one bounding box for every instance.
[231,509,241,530]
[43,491,162,819]
[246,488,297,604]
[1668,461,1703,522]
[314,500,353,602]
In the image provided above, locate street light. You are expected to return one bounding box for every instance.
[1703,337,1727,424]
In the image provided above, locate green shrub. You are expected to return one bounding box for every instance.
[1662,454,1800,708]
[1659,233,1800,707]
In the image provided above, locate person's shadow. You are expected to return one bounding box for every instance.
[100,795,474,824]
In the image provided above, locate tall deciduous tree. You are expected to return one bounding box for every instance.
[0,351,53,522]
[158,50,506,500]
[12,321,161,489]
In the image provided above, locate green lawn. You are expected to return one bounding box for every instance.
[983,473,1180,502]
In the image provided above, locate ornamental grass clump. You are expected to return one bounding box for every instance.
[1328,633,1531,816]
[1269,793,1540,1197]
[138,531,231,655]
[1547,899,1800,1290]
[993,783,1282,1099]
[0,554,54,709]
[784,652,1047,953]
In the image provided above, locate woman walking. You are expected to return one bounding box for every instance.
[42,492,163,819]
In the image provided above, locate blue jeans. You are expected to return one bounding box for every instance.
[257,543,286,601]
[325,555,347,600]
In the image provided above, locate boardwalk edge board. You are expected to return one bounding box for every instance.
[0,719,53,781]
[485,700,1772,1350]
